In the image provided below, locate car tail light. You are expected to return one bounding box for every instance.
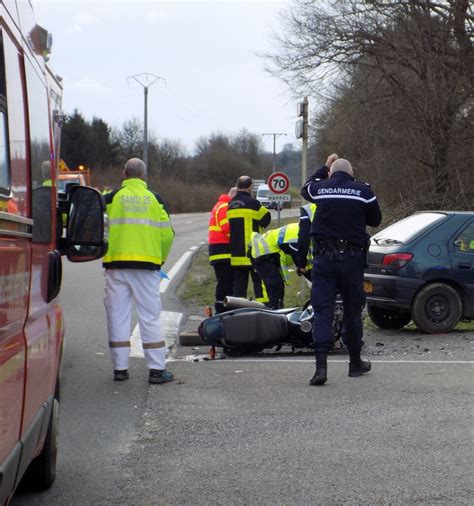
[381,253,413,269]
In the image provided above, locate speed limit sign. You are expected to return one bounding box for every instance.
[268,172,290,195]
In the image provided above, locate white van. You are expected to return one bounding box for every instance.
[256,184,282,210]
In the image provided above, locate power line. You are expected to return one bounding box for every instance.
[127,73,166,169]
[262,132,287,173]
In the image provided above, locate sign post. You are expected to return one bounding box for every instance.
[267,172,290,226]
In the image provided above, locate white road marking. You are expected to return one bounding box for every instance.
[170,356,474,364]
[190,246,198,251]
[130,311,184,358]
[160,250,193,293]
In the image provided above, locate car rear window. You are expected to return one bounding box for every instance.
[372,212,447,245]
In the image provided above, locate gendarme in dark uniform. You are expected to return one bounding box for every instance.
[301,154,382,386]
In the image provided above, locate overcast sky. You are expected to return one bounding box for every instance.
[34,0,300,155]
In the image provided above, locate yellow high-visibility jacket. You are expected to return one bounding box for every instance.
[103,178,174,270]
[250,223,300,282]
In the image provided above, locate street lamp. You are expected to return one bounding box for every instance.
[127,73,166,169]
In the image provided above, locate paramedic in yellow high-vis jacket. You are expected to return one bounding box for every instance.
[102,158,175,384]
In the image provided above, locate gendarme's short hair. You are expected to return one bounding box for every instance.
[331,158,352,175]
[124,158,146,178]
[236,175,253,189]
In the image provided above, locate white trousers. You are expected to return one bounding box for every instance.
[104,269,167,371]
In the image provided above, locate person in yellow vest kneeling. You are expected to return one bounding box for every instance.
[249,223,310,309]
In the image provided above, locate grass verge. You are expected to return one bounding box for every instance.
[177,246,311,308]
[177,214,310,308]
[177,214,474,331]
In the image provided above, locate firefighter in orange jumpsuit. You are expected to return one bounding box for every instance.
[208,187,237,313]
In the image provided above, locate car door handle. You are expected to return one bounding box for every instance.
[458,262,471,269]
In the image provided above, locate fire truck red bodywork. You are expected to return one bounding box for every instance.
[0,1,66,502]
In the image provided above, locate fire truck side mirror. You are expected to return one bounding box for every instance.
[65,186,108,262]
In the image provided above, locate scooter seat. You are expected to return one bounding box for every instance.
[222,311,288,347]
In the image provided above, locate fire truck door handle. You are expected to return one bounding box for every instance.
[47,250,63,302]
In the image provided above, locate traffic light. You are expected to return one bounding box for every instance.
[295,99,308,139]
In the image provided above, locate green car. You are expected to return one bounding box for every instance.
[364,211,474,333]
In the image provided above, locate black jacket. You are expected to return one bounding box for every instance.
[301,166,382,247]
[227,190,271,266]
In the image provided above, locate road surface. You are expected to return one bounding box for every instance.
[13,209,473,505]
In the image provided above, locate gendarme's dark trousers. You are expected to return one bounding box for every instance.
[311,249,366,354]
[212,261,234,304]
[232,266,267,303]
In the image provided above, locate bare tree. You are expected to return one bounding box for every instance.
[190,131,269,184]
[266,0,473,203]
[117,118,143,159]
[156,139,187,177]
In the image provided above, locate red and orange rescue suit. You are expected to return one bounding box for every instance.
[208,194,233,313]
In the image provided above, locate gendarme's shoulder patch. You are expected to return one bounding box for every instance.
[353,179,371,186]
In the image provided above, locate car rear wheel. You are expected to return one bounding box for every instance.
[367,304,412,330]
[411,283,462,333]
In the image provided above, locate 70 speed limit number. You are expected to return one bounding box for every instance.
[267,172,290,195]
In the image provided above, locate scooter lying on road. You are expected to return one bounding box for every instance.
[194,296,345,356]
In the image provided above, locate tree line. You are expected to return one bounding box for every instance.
[60,110,300,212]
[61,1,472,217]
[266,0,473,217]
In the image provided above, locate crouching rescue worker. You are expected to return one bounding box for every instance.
[301,154,382,386]
[103,158,175,384]
[228,175,271,303]
[208,187,237,313]
[249,222,311,309]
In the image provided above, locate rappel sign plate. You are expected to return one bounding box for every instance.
[268,172,290,195]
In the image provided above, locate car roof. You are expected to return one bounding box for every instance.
[58,174,82,179]
[414,210,474,216]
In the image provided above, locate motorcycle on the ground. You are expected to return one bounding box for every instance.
[195,295,345,355]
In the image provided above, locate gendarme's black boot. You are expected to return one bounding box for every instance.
[309,353,328,386]
[348,351,372,377]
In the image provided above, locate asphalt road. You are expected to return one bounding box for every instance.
[12,212,211,505]
[13,209,473,505]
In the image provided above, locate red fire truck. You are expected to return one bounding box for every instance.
[0,2,106,503]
